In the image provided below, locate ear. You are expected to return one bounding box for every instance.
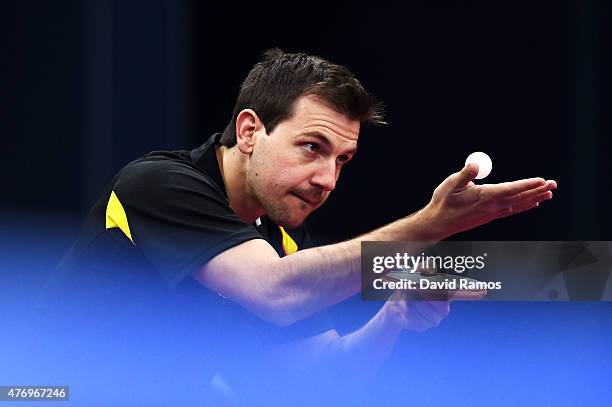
[235,109,264,154]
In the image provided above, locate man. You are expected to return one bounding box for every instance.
[44,49,556,403]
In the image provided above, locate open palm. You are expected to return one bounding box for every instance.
[428,162,557,237]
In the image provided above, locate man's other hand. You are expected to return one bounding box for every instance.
[383,293,451,332]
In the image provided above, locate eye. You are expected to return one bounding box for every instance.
[303,142,319,153]
[336,154,350,164]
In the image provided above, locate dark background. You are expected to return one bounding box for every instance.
[4,0,611,243]
[3,2,612,405]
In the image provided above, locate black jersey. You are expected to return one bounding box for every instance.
[48,133,316,305]
[59,133,305,287]
[36,133,333,401]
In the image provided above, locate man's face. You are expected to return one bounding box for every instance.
[246,95,360,228]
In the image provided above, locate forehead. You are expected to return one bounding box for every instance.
[287,95,360,144]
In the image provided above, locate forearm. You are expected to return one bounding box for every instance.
[196,207,447,326]
[328,304,403,372]
[267,305,403,382]
[272,207,444,324]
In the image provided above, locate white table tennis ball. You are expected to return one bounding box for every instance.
[465,152,492,180]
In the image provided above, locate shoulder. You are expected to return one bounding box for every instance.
[113,151,226,206]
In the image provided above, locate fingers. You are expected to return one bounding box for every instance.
[427,300,451,316]
[502,189,553,210]
[506,181,556,202]
[497,188,555,219]
[450,163,479,190]
[497,199,543,219]
[478,178,555,222]
[524,190,553,205]
[402,305,434,331]
[518,180,556,198]
[486,177,548,197]
[497,200,542,219]
[407,301,451,332]
[388,293,454,332]
[448,288,487,301]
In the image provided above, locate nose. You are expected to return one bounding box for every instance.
[311,159,338,192]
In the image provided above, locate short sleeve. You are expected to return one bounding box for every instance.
[111,157,263,288]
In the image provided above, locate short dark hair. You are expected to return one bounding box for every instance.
[220,48,385,146]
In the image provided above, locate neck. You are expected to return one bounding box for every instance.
[216,145,265,224]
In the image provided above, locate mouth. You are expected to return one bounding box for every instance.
[291,192,320,206]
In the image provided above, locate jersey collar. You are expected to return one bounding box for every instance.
[190,133,229,201]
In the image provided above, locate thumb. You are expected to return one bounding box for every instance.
[452,162,479,189]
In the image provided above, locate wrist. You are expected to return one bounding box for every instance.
[410,204,448,242]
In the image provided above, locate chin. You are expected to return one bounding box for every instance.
[264,201,310,229]
[279,217,306,229]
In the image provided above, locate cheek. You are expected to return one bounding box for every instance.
[251,145,312,190]
[270,172,298,193]
[251,166,292,195]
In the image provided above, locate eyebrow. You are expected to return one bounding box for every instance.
[302,132,358,156]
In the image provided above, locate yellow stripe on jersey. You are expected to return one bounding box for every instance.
[105,190,135,245]
[278,226,298,255]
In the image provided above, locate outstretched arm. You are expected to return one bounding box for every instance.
[193,163,556,325]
